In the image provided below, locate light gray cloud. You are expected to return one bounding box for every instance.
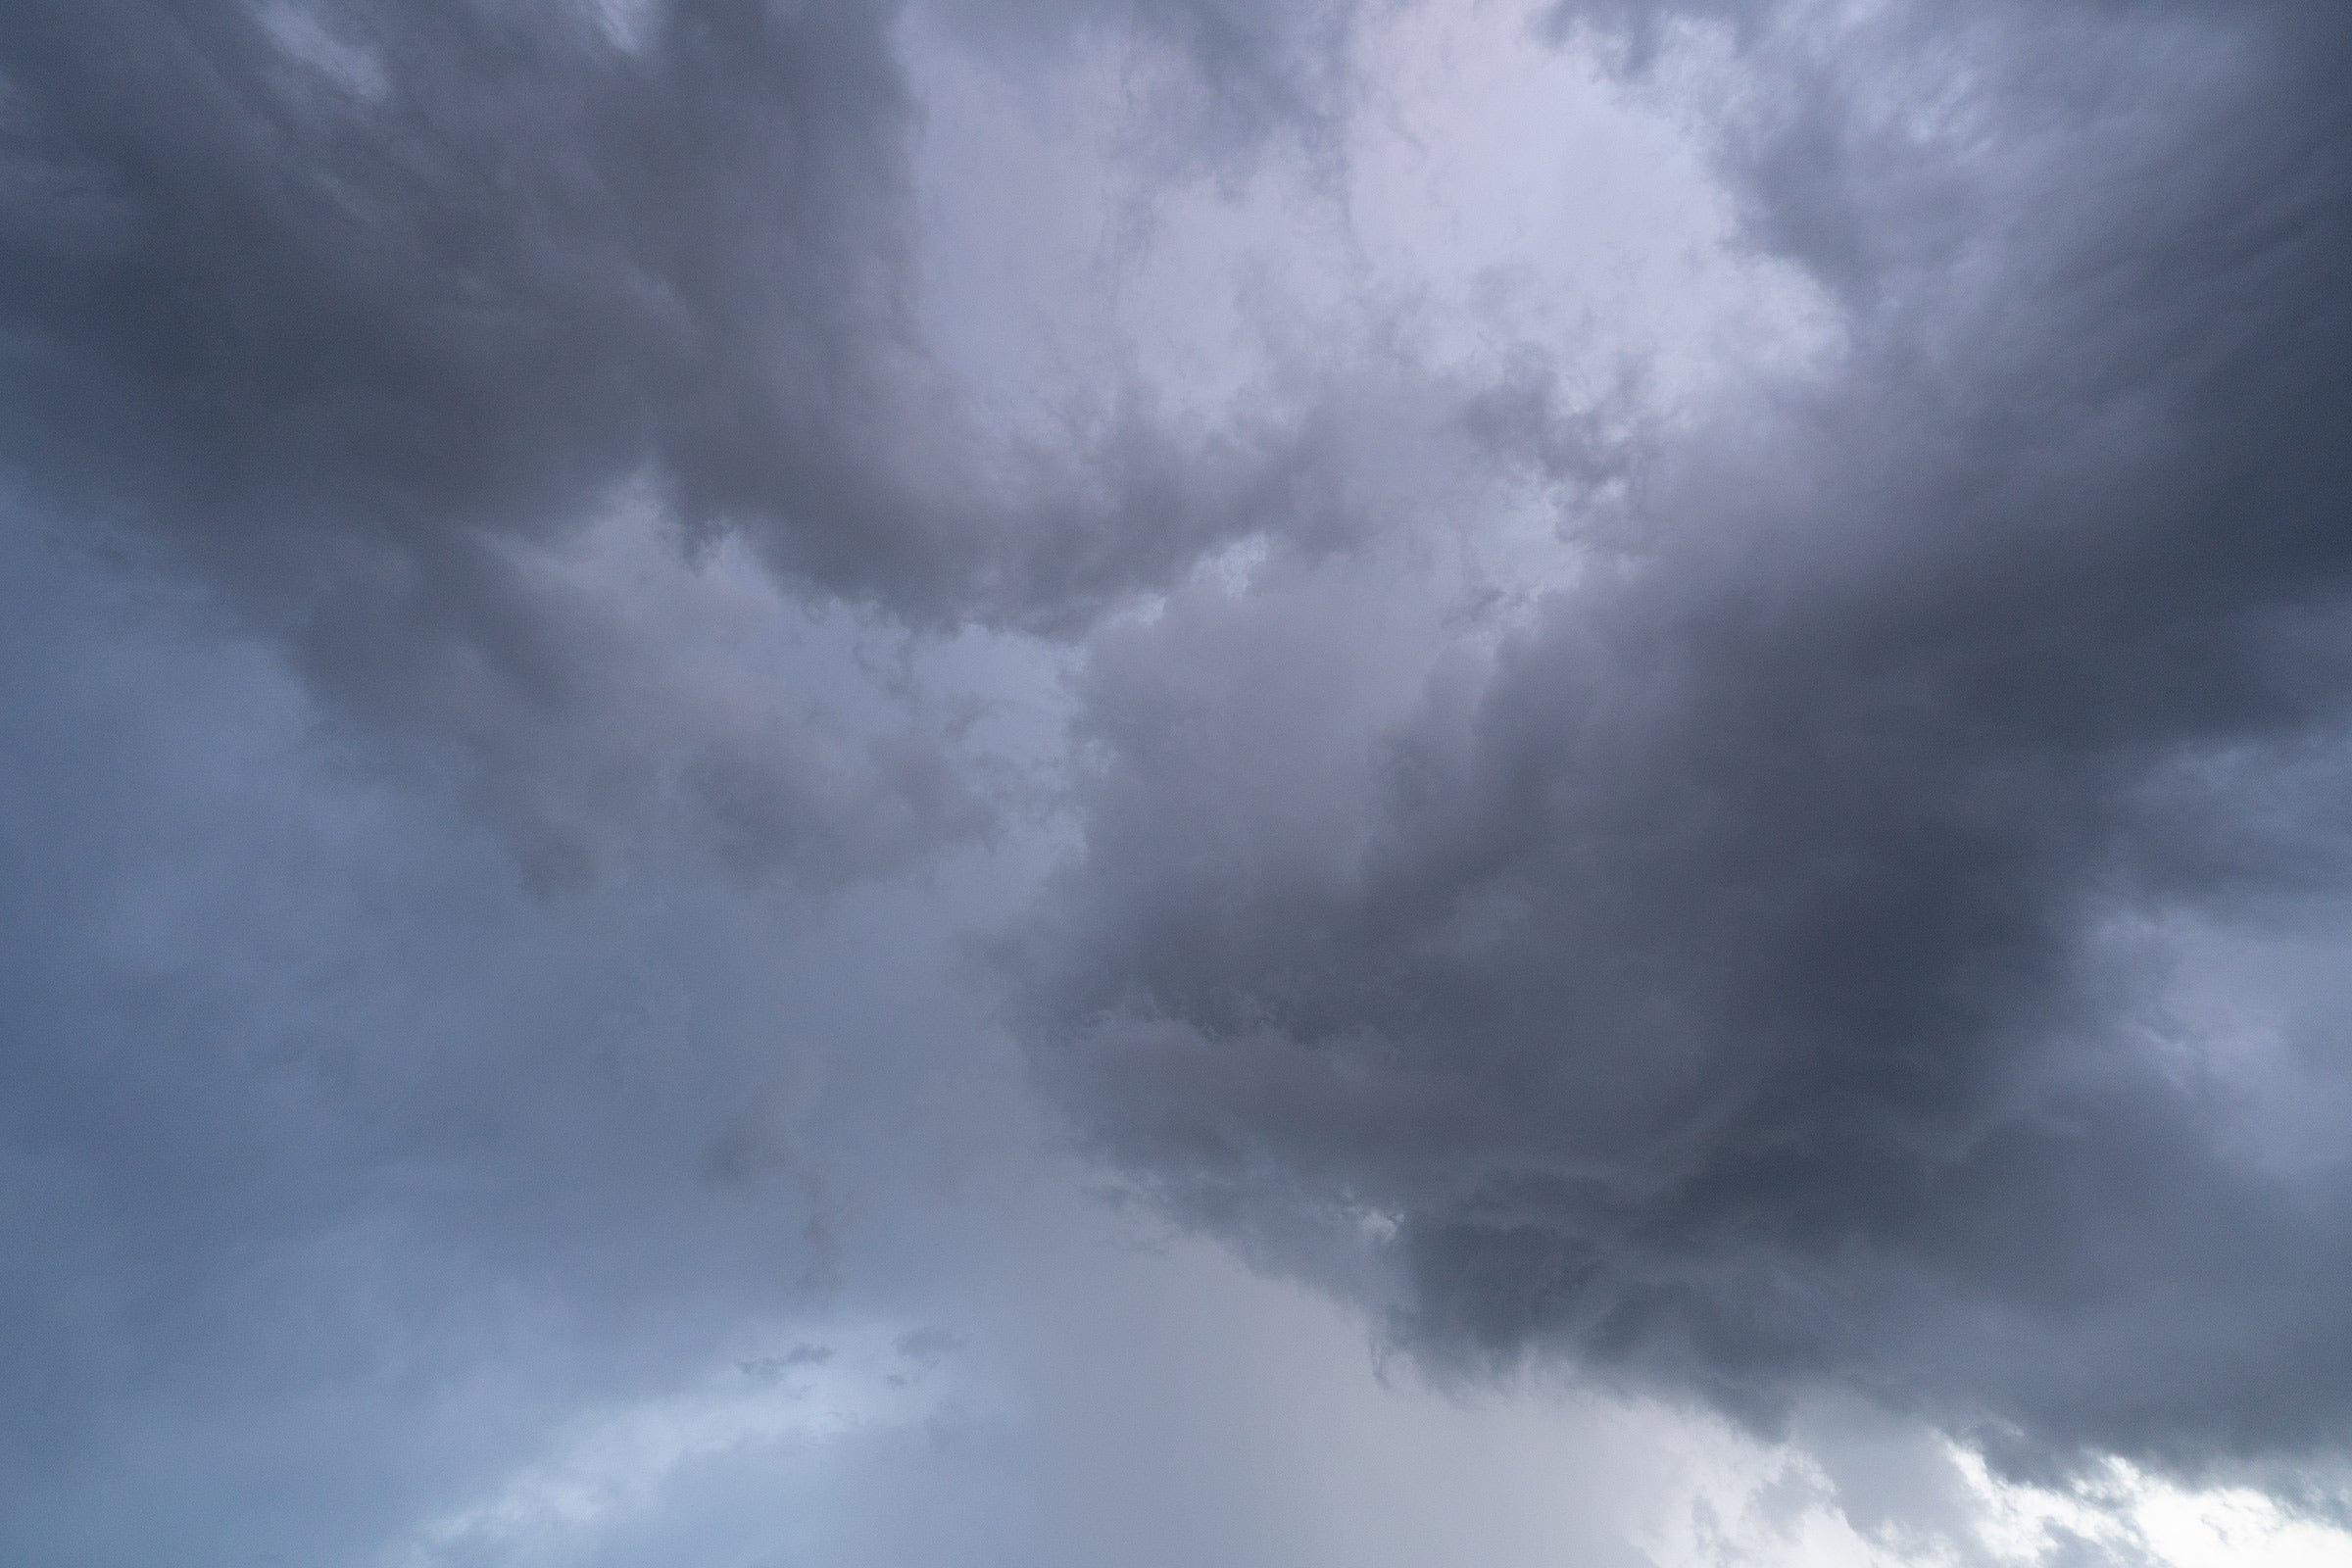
[0,502,1056,1565]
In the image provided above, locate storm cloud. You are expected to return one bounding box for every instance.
[4,0,2351,1562]
[0,0,1366,882]
[1027,0,2352,1470]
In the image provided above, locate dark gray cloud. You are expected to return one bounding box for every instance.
[0,0,961,881]
[10,0,2352,1558]
[0,0,1356,882]
[1025,0,2352,1470]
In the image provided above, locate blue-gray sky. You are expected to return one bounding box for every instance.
[4,2,2351,1564]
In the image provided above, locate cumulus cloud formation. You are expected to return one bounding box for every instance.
[1028,0,2352,1469]
[3,0,2351,1563]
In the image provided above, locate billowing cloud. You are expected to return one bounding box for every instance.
[5,0,2351,1562]
[0,0,1371,881]
[1025,0,2352,1470]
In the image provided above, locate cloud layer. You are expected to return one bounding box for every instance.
[4,0,2351,1561]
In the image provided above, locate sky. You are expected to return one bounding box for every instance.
[2,1,2350,1564]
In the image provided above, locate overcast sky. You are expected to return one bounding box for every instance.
[4,2,2352,1564]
